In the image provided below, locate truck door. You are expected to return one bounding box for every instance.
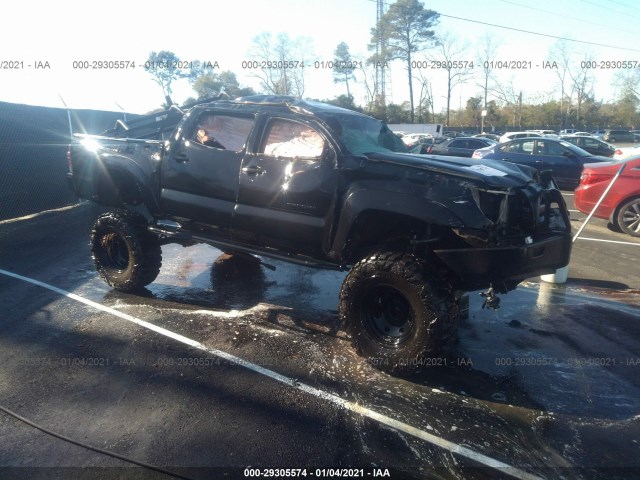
[160,111,255,236]
[234,117,338,256]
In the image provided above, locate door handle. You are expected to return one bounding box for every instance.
[174,153,190,163]
[242,165,265,175]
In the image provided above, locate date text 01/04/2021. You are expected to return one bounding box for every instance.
[243,468,392,477]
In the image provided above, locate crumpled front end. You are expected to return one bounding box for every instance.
[433,182,572,293]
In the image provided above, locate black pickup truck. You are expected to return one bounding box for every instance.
[67,95,572,372]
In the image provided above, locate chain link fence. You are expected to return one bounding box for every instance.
[0,102,137,221]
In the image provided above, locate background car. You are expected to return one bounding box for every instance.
[562,135,616,157]
[574,156,640,236]
[559,128,579,135]
[401,133,433,147]
[408,137,436,153]
[421,136,496,157]
[472,137,610,189]
[472,132,501,141]
[591,129,607,139]
[529,129,560,139]
[499,131,543,143]
[442,131,468,138]
[613,144,640,160]
[603,129,637,143]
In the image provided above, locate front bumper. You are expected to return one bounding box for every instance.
[435,185,573,293]
[434,233,572,292]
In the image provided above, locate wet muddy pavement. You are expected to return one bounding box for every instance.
[0,203,638,479]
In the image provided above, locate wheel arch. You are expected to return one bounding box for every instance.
[85,153,160,212]
[330,187,464,263]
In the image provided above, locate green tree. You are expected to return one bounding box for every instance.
[144,51,190,101]
[333,42,356,98]
[325,94,361,112]
[613,71,640,126]
[384,102,412,123]
[369,0,439,123]
[192,71,255,99]
[459,96,482,129]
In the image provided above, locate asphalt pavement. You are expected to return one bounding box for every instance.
[0,202,639,480]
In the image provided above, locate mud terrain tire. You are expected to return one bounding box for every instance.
[339,252,457,373]
[90,210,162,292]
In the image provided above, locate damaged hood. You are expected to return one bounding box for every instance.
[364,152,538,188]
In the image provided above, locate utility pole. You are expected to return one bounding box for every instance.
[375,0,389,106]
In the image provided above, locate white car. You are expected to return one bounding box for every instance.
[499,131,543,143]
[613,144,640,160]
[591,130,606,139]
[560,131,591,138]
[402,133,433,146]
[528,129,560,138]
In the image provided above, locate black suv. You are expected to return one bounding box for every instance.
[423,136,496,157]
[561,135,616,157]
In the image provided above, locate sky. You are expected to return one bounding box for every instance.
[1,0,638,117]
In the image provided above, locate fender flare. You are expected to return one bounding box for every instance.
[87,153,161,213]
[329,186,464,261]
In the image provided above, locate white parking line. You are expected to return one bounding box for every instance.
[576,237,640,247]
[0,204,80,225]
[0,268,542,480]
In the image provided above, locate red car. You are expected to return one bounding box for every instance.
[574,156,640,237]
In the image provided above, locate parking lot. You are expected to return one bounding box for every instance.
[0,195,639,480]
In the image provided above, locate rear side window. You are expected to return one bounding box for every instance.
[467,140,486,149]
[545,141,565,156]
[522,140,534,153]
[192,114,254,152]
[500,142,522,153]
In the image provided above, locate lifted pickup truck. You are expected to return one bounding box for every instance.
[67,95,572,373]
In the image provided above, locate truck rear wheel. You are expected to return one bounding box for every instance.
[90,210,162,292]
[339,252,457,373]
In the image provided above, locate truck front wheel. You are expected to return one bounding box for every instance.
[339,252,457,373]
[90,211,162,292]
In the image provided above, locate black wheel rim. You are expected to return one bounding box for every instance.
[360,282,415,346]
[98,232,130,270]
[621,201,640,234]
